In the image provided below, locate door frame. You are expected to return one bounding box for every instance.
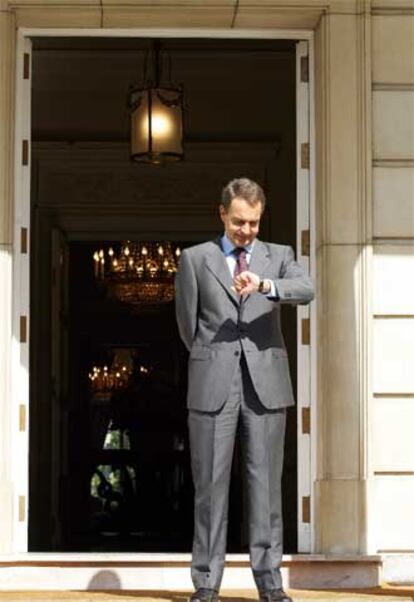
[12,26,317,554]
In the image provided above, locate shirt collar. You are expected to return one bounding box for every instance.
[221,233,255,256]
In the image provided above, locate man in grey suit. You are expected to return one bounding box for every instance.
[175,178,314,602]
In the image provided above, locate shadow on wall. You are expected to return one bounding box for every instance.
[88,570,122,590]
[86,583,257,601]
[86,571,256,599]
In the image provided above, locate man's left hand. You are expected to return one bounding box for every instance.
[232,271,260,296]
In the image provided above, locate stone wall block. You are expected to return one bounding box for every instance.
[373,397,414,471]
[102,6,234,28]
[372,15,414,84]
[372,477,414,551]
[15,7,102,28]
[237,0,358,10]
[234,7,320,29]
[373,91,414,160]
[373,245,414,314]
[373,318,414,393]
[373,167,414,238]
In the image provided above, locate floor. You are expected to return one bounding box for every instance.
[0,588,413,602]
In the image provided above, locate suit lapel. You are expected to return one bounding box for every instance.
[243,239,271,305]
[205,238,239,306]
[248,239,271,277]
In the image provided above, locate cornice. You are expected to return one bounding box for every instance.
[1,0,382,32]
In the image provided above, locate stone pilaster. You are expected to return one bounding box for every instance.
[0,8,16,553]
[314,7,372,554]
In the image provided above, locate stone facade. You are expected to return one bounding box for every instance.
[370,9,414,554]
[0,0,412,572]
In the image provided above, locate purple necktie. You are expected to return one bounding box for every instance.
[233,247,248,277]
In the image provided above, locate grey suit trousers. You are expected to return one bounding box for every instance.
[188,353,286,593]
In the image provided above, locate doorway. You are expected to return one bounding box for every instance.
[27,35,304,552]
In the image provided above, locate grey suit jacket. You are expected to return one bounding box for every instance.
[175,238,314,411]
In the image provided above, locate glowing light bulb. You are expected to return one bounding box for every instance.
[151,113,171,138]
[141,110,172,141]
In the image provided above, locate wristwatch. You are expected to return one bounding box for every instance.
[258,279,269,294]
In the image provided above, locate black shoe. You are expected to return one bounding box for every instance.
[259,589,292,602]
[190,588,219,602]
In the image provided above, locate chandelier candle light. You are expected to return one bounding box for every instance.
[89,363,132,394]
[93,241,181,307]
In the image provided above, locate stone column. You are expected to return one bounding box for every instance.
[314,7,371,554]
[0,7,16,553]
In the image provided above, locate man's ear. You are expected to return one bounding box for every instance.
[219,204,227,223]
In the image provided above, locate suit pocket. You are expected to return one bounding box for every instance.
[189,346,212,360]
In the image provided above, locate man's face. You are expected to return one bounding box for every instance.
[220,197,262,247]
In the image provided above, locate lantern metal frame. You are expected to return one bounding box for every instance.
[127,41,184,164]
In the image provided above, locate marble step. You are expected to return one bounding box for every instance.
[0,554,385,591]
[1,553,413,593]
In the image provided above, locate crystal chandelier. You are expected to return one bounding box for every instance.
[88,363,133,394]
[93,241,181,307]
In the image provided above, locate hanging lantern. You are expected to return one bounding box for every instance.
[127,41,184,164]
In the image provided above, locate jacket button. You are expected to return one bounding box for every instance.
[234,350,240,356]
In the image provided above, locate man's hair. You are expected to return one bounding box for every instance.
[221,177,266,211]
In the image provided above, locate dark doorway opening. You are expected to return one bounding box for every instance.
[29,35,298,553]
[65,240,193,551]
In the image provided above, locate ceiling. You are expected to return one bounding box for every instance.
[31,37,296,144]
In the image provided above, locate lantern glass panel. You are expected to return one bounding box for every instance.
[149,88,183,157]
[130,87,183,162]
[131,89,149,157]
